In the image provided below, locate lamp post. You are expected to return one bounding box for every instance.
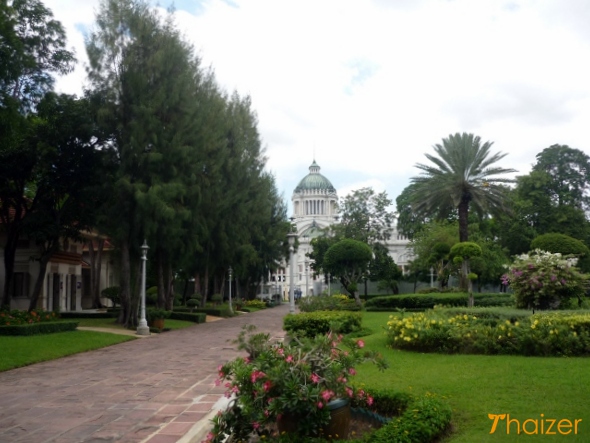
[287,229,297,313]
[304,258,309,297]
[228,266,233,314]
[137,240,150,336]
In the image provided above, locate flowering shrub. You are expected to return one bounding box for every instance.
[0,309,58,326]
[385,309,590,356]
[206,325,388,442]
[244,299,267,309]
[502,249,588,309]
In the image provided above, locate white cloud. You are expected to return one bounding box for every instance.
[45,0,590,214]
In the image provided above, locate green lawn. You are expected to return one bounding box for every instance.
[357,312,590,442]
[0,330,135,372]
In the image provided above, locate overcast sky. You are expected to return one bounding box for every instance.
[45,0,590,213]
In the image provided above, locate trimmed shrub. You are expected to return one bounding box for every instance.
[283,311,363,337]
[101,286,121,306]
[363,393,452,443]
[531,233,590,257]
[365,292,513,311]
[0,321,79,336]
[244,299,266,309]
[298,294,361,312]
[194,308,232,318]
[169,312,206,323]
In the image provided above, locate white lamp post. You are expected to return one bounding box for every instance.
[287,230,297,313]
[228,266,233,314]
[136,240,150,336]
[304,258,309,297]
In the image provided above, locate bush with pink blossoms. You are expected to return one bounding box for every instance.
[205,325,388,442]
[502,249,589,310]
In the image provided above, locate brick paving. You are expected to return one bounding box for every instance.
[0,304,292,443]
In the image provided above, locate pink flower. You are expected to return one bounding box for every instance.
[348,368,357,376]
[285,355,294,363]
[367,396,374,406]
[263,380,272,391]
[337,376,347,383]
[310,373,321,383]
[356,339,365,348]
[317,402,324,409]
[321,390,334,401]
[214,379,221,386]
[264,409,270,417]
[345,387,354,398]
[253,422,260,430]
[276,347,284,356]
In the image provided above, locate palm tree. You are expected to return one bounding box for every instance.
[410,132,516,242]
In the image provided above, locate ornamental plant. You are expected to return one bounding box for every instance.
[0,309,58,326]
[501,249,589,309]
[206,325,388,442]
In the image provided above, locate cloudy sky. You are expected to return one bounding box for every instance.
[45,0,590,213]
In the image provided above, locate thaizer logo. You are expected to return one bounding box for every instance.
[489,414,582,435]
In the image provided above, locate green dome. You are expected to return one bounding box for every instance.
[294,160,336,193]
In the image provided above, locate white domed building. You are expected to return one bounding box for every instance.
[267,160,412,299]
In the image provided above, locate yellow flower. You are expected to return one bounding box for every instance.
[515,322,519,327]
[531,324,536,329]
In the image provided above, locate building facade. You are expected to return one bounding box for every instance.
[269,160,412,299]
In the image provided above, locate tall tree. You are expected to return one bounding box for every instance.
[335,187,395,247]
[0,0,75,307]
[409,133,516,243]
[532,144,590,210]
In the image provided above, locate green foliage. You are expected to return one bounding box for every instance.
[209,327,387,442]
[363,393,451,443]
[0,321,78,336]
[531,233,589,257]
[297,294,361,312]
[365,293,514,311]
[283,311,364,337]
[503,250,589,309]
[244,299,267,309]
[450,242,482,260]
[146,308,171,321]
[386,309,590,356]
[0,309,59,325]
[409,132,515,242]
[101,286,121,307]
[168,312,206,323]
[211,294,223,304]
[324,239,373,302]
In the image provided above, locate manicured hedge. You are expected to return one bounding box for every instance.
[365,292,513,311]
[60,312,116,319]
[283,311,363,337]
[0,321,79,336]
[169,311,206,323]
[194,308,233,317]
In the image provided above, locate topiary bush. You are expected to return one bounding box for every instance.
[101,286,121,307]
[283,311,363,337]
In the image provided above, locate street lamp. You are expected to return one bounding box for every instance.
[287,226,297,314]
[137,240,150,336]
[228,266,233,314]
[304,258,309,297]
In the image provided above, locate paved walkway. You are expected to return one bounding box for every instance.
[0,304,292,443]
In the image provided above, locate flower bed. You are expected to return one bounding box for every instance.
[386,308,590,356]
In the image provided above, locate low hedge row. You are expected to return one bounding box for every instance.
[283,311,363,337]
[0,321,79,336]
[194,308,233,317]
[298,294,362,312]
[169,312,207,323]
[365,292,513,311]
[60,312,116,319]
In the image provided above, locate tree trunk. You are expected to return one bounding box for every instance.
[458,198,470,242]
[201,266,209,308]
[28,254,51,312]
[156,247,166,308]
[165,263,174,310]
[118,239,132,327]
[88,239,105,309]
[1,235,18,308]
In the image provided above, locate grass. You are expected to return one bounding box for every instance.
[356,311,590,442]
[0,330,134,372]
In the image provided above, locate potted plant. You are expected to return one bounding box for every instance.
[206,326,388,442]
[147,308,170,330]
